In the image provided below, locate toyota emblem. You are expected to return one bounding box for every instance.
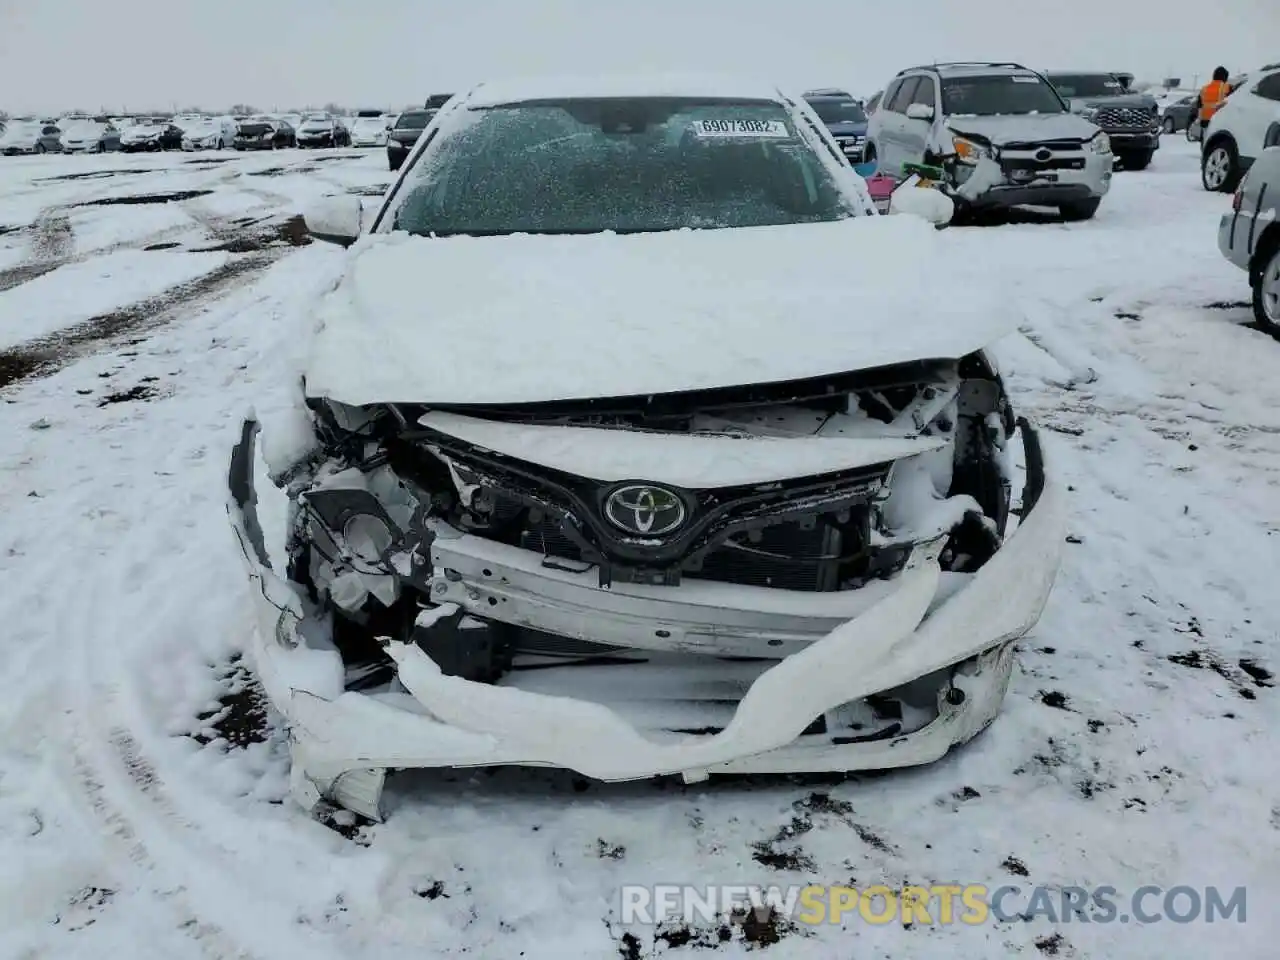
[603,484,687,537]
[1035,148,1052,162]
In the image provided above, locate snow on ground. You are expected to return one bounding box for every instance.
[0,251,229,349]
[0,139,1276,959]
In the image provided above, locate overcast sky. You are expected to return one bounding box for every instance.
[1,0,1275,114]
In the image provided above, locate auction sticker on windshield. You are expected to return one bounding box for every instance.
[692,119,791,138]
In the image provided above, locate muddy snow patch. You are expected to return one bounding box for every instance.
[0,249,229,351]
[189,215,311,252]
[189,656,270,748]
[74,190,214,207]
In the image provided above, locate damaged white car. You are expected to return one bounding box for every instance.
[227,78,1063,820]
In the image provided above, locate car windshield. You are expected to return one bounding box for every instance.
[238,123,273,136]
[301,119,331,130]
[396,111,431,129]
[806,98,867,124]
[391,98,852,237]
[941,75,1066,115]
[1047,74,1126,98]
[64,121,103,137]
[354,117,384,129]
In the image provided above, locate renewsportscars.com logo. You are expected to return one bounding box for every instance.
[620,884,1248,927]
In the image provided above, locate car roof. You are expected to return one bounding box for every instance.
[465,75,785,108]
[895,62,1041,80]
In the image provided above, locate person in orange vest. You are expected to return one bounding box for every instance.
[1195,67,1231,124]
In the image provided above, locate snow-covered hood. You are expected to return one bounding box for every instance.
[945,112,1100,145]
[121,125,161,141]
[304,216,1018,406]
[61,124,103,143]
[0,126,39,147]
[183,125,219,139]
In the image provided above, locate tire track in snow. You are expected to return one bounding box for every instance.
[0,211,74,292]
[0,252,282,389]
[54,524,347,960]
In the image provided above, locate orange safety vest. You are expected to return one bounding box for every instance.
[1199,80,1229,122]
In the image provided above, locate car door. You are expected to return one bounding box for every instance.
[880,76,921,175]
[867,79,900,169]
[1237,73,1280,161]
[903,75,938,164]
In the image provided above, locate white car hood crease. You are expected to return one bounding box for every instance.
[304,215,1018,406]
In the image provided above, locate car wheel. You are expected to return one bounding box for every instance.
[1119,150,1153,171]
[1161,116,1175,134]
[1254,240,1280,334]
[1201,139,1241,193]
[1059,197,1101,222]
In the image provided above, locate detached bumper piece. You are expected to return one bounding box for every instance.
[228,416,1064,821]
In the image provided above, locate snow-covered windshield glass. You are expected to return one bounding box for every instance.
[391,98,852,236]
[1047,75,1126,98]
[806,98,866,124]
[301,119,332,131]
[942,76,1066,115]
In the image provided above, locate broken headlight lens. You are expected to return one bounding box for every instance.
[342,513,395,566]
[951,136,992,165]
[302,488,403,574]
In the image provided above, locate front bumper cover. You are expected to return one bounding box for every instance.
[954,147,1112,210]
[227,418,1064,818]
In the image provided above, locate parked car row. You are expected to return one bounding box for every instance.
[386,94,454,169]
[0,109,402,156]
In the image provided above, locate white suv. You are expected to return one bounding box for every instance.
[1202,64,1280,192]
[866,62,1113,221]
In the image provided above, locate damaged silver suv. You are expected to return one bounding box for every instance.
[227,78,1064,820]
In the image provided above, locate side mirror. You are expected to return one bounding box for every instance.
[303,195,363,247]
[905,103,934,122]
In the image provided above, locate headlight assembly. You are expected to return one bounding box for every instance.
[952,136,993,165]
[1089,132,1112,154]
[301,488,404,574]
